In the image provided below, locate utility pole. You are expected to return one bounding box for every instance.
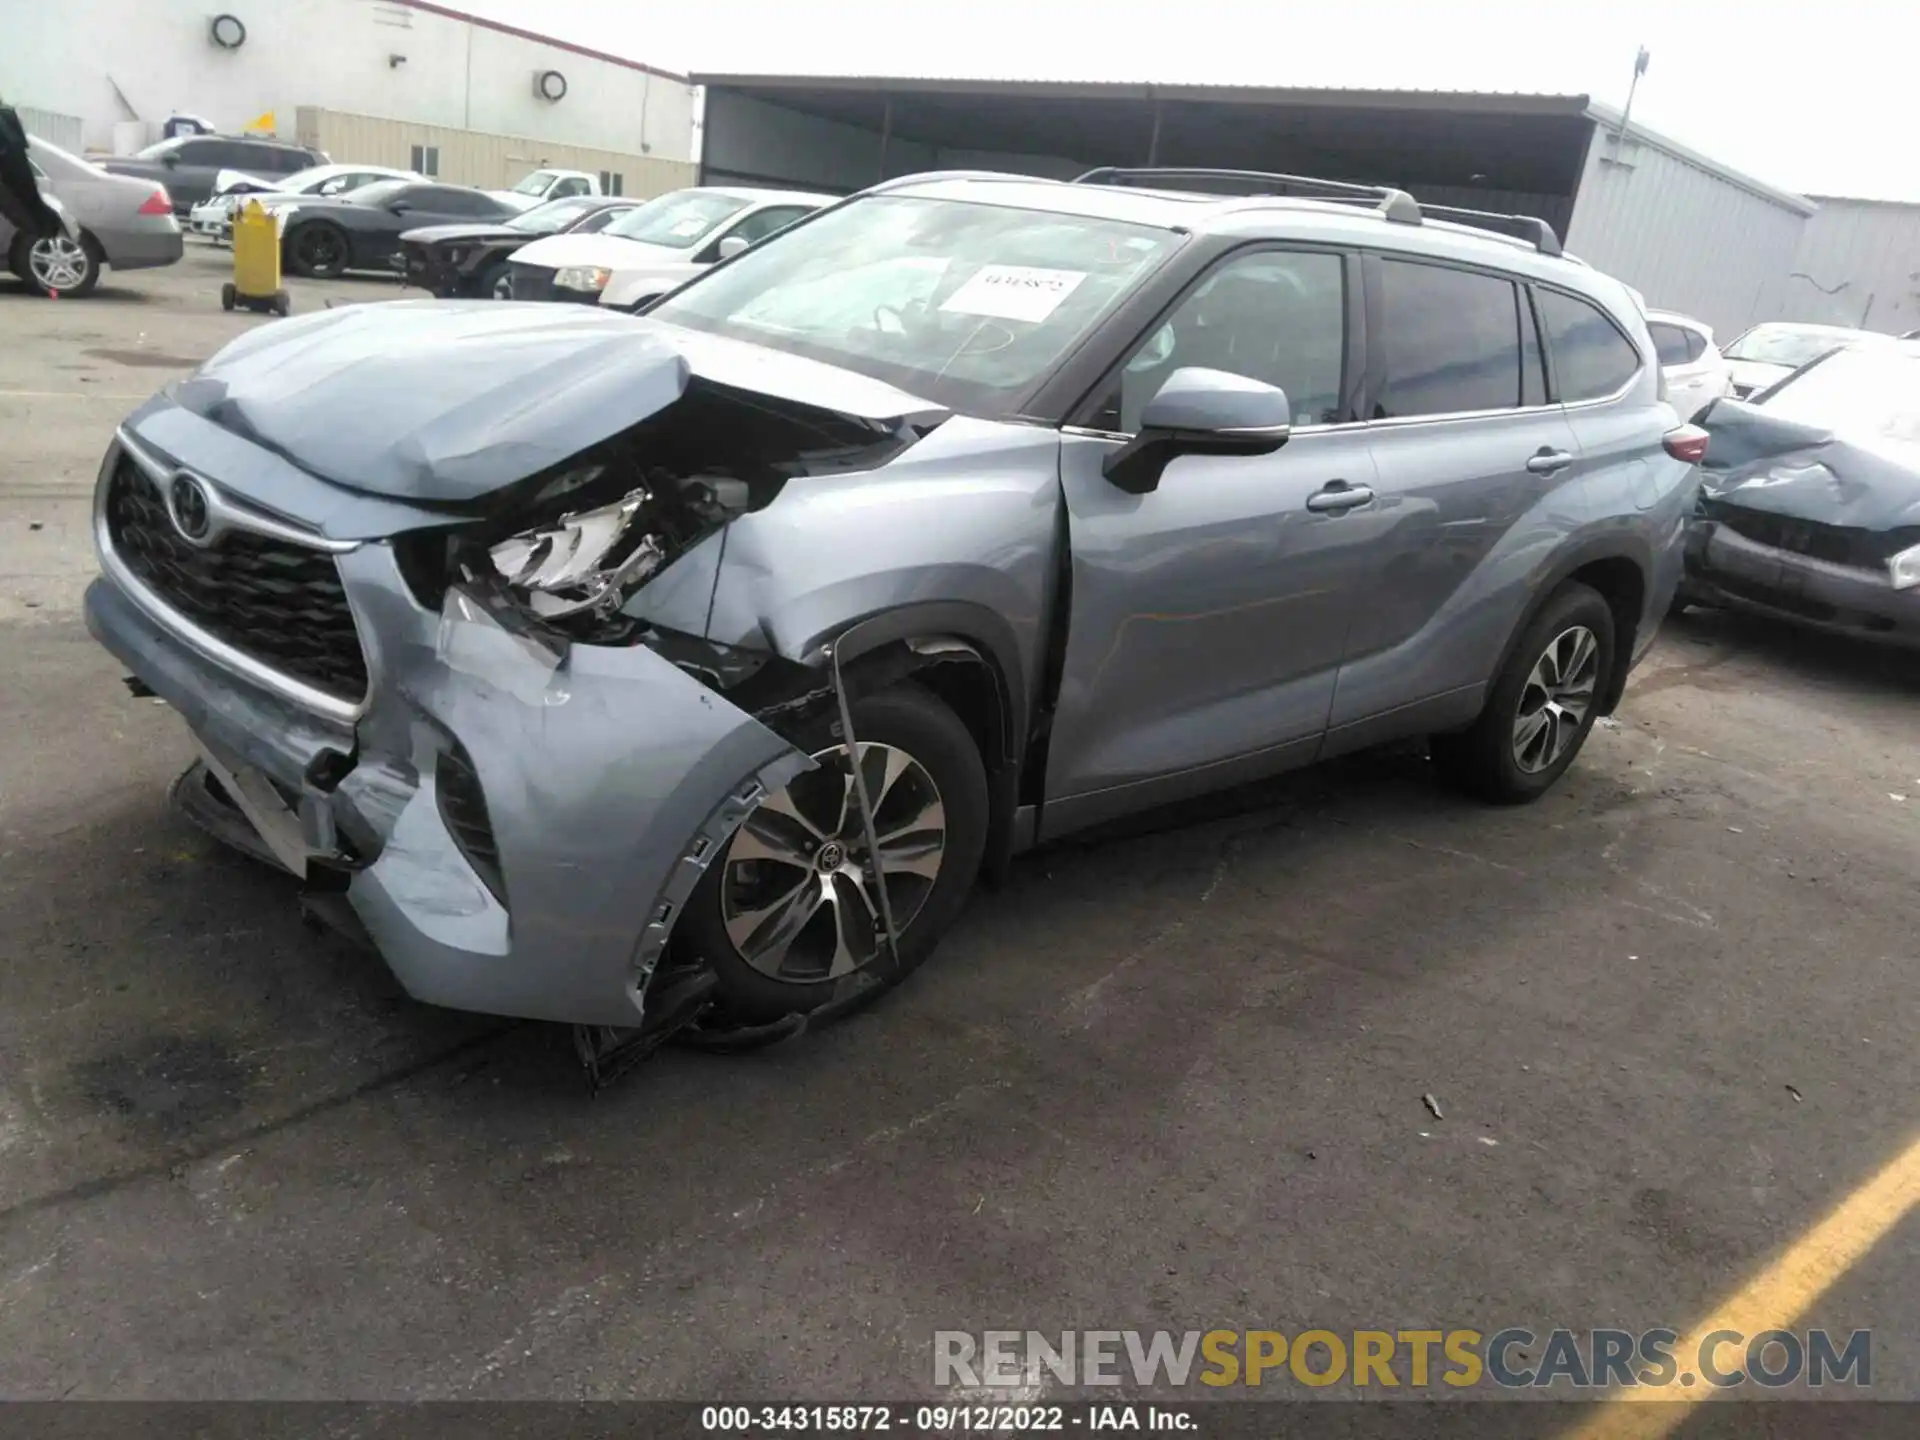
[1616,47,1650,143]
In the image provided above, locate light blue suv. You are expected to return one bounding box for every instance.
[84,166,1701,1056]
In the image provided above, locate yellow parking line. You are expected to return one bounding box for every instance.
[1570,1130,1920,1440]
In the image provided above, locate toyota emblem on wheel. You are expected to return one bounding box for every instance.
[166,473,214,543]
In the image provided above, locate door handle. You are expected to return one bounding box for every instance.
[1526,449,1574,475]
[1306,481,1374,514]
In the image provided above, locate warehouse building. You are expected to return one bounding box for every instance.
[693,76,1819,340]
[1771,197,1920,336]
[1,0,698,195]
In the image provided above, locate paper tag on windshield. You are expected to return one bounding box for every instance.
[670,216,708,237]
[939,265,1086,323]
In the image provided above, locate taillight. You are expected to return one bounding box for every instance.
[1663,425,1709,463]
[137,187,172,216]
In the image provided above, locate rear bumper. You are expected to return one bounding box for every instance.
[98,225,185,271]
[1683,518,1920,647]
[84,429,812,1026]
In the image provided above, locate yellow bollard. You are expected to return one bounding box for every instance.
[221,199,290,317]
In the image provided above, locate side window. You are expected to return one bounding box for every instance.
[176,138,230,166]
[264,146,309,173]
[1648,323,1693,367]
[571,207,624,234]
[726,205,815,248]
[417,187,484,216]
[550,176,591,199]
[1684,329,1710,362]
[1096,249,1347,433]
[1537,289,1642,402]
[1374,258,1522,418]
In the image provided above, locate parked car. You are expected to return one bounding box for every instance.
[82,167,1696,1046]
[1718,321,1891,398]
[1680,340,1920,645]
[4,136,182,296]
[1645,309,1731,422]
[97,133,328,215]
[188,163,421,241]
[507,186,833,306]
[257,179,521,278]
[398,194,641,298]
[484,168,605,213]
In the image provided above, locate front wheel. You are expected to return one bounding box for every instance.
[678,683,988,1023]
[475,259,513,300]
[287,221,349,279]
[1430,582,1616,804]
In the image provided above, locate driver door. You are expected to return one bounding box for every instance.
[1041,246,1381,839]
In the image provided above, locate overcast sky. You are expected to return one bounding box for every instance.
[467,0,1917,202]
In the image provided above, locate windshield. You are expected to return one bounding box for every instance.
[1723,325,1865,368]
[134,136,188,160]
[648,194,1182,415]
[1758,347,1920,453]
[509,195,602,233]
[511,170,561,196]
[603,191,753,248]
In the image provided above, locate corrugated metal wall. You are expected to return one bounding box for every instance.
[1566,126,1811,340]
[17,105,84,153]
[1770,198,1920,335]
[295,108,695,197]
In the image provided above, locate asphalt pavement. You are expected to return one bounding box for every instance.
[1,247,1915,1419]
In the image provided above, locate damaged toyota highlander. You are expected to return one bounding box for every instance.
[84,167,1698,1052]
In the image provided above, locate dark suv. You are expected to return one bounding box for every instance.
[101,134,328,214]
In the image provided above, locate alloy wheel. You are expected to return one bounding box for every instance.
[720,742,947,982]
[490,271,514,299]
[29,235,91,292]
[298,228,345,274]
[1512,624,1600,774]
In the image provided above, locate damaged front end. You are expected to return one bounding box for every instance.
[1685,395,1920,645]
[84,301,950,1049]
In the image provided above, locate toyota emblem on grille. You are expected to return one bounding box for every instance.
[166,473,214,544]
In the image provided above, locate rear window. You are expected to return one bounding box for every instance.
[1537,289,1642,402]
[1374,258,1523,418]
[1649,323,1694,367]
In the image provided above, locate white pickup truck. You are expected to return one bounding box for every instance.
[484,168,606,212]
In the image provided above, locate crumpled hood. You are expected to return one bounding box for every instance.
[1699,399,1920,531]
[1726,358,1794,395]
[161,300,946,503]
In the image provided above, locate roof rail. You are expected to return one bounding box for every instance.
[1410,203,1563,256]
[1071,167,1422,226]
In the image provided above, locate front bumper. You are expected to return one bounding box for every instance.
[1683,518,1920,647]
[85,437,811,1026]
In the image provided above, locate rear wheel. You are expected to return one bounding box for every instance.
[1431,582,1616,804]
[14,231,102,296]
[678,684,988,1023]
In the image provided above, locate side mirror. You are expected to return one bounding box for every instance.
[716,235,750,260]
[1101,367,1294,495]
[162,153,180,169]
[387,200,410,214]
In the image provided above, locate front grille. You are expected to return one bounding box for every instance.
[105,454,369,703]
[1705,503,1918,573]
[509,262,555,302]
[435,744,505,904]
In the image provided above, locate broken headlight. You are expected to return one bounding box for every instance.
[1890,543,1920,592]
[489,488,667,619]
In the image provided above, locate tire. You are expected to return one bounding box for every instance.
[477,260,513,300]
[1430,582,1616,805]
[678,683,989,1023]
[287,221,349,280]
[14,230,102,297]
[220,281,236,312]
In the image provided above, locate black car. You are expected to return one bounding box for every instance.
[99,133,327,214]
[1682,341,1920,647]
[273,180,521,279]
[398,194,640,299]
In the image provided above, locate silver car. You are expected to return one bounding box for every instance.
[4,136,184,296]
[83,168,1698,1052]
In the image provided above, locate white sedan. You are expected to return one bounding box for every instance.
[1645,309,1731,421]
